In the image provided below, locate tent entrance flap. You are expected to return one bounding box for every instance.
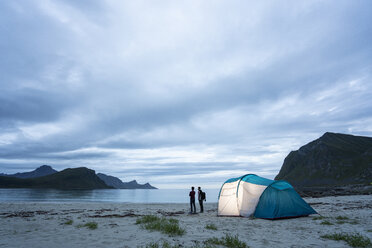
[217,180,240,216]
[237,181,267,217]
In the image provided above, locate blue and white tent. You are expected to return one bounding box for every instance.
[218,174,317,219]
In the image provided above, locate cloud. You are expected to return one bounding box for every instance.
[0,0,372,188]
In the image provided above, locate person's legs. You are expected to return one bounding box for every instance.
[191,199,196,213]
[190,199,193,213]
[199,200,204,213]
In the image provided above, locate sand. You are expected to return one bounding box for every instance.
[0,195,371,248]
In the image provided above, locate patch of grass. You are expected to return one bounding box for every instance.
[192,244,216,248]
[334,216,359,225]
[85,222,98,230]
[320,220,333,225]
[335,216,349,220]
[313,216,326,220]
[205,223,218,230]
[336,220,346,224]
[139,241,217,248]
[350,220,360,225]
[63,219,73,225]
[76,222,98,230]
[136,215,185,236]
[136,215,159,224]
[367,230,372,233]
[321,233,372,248]
[336,220,359,225]
[205,234,249,248]
[138,241,180,248]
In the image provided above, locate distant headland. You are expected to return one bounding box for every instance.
[0,165,157,190]
[275,132,372,197]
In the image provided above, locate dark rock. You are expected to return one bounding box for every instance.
[0,167,111,190]
[0,166,157,190]
[275,132,372,196]
[97,173,157,189]
[1,165,57,179]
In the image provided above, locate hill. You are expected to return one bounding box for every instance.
[0,167,111,190]
[97,173,157,189]
[275,132,372,196]
[0,165,57,178]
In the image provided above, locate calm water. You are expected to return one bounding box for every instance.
[0,188,220,203]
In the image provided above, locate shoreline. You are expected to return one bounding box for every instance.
[0,195,371,247]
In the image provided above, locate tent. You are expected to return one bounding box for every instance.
[218,174,317,219]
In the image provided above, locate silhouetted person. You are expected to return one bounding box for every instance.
[198,187,206,213]
[189,186,196,213]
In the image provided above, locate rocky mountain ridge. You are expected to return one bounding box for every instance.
[0,165,57,179]
[97,173,157,189]
[275,132,372,197]
[0,167,110,190]
[0,165,157,190]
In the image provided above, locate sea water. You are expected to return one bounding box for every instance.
[0,188,220,203]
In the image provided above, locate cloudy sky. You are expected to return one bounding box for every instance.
[0,0,371,188]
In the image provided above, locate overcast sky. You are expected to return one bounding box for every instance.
[0,0,371,188]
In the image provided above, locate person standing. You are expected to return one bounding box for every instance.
[198,187,206,213]
[189,186,196,213]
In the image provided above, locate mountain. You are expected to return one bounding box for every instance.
[275,132,372,196]
[0,165,57,179]
[124,180,157,189]
[0,166,157,190]
[96,173,124,188]
[97,173,157,189]
[0,167,111,190]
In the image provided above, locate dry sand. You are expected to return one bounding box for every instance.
[0,195,371,248]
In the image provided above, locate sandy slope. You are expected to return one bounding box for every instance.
[0,195,371,248]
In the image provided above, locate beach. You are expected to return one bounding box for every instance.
[0,195,371,248]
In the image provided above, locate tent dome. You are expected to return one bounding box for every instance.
[218,174,317,219]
